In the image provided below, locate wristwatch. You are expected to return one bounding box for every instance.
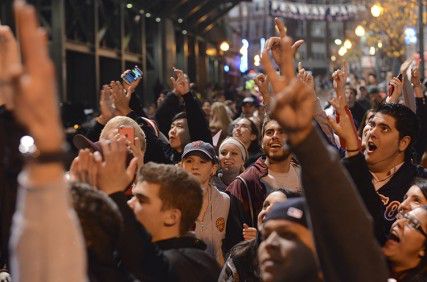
[23,144,70,164]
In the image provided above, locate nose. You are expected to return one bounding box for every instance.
[169,127,176,136]
[265,232,281,250]
[395,216,406,229]
[398,199,411,215]
[369,125,380,138]
[127,197,135,209]
[271,130,281,139]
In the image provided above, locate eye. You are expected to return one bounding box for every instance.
[261,229,271,241]
[263,201,270,209]
[382,127,390,133]
[183,159,192,164]
[231,152,238,156]
[277,230,298,240]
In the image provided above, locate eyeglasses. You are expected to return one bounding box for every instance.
[396,212,427,238]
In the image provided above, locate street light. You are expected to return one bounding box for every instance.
[220,41,230,52]
[335,39,342,45]
[378,41,383,48]
[371,3,384,17]
[254,54,261,66]
[344,39,352,49]
[369,47,376,55]
[338,46,347,56]
[355,25,365,37]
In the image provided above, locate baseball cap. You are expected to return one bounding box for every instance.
[73,134,103,155]
[182,141,218,163]
[242,97,256,104]
[264,197,308,228]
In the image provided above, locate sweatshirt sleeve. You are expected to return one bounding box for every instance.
[182,92,212,144]
[155,92,181,137]
[10,173,87,282]
[291,128,388,282]
[342,153,387,244]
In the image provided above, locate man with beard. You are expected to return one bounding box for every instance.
[226,118,301,228]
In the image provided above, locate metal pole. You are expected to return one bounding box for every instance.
[419,0,424,79]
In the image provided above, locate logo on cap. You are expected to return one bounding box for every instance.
[287,207,303,219]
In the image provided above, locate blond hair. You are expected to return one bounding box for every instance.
[100,116,146,152]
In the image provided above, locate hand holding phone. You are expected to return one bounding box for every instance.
[121,66,143,85]
[118,127,135,145]
[387,73,403,97]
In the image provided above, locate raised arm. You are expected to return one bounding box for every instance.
[172,68,212,144]
[4,2,85,280]
[262,28,388,281]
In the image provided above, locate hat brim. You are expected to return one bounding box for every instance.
[182,149,217,162]
[73,134,103,155]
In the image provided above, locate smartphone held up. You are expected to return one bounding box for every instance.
[387,73,403,97]
[118,127,135,145]
[122,66,143,85]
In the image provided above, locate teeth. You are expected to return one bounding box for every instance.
[388,233,400,243]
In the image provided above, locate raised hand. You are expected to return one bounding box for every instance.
[296,62,315,91]
[0,25,22,109]
[69,149,100,187]
[12,1,64,152]
[254,73,272,109]
[121,68,142,93]
[97,138,139,195]
[110,80,131,115]
[411,64,421,86]
[97,85,116,125]
[264,18,304,73]
[386,77,403,103]
[170,68,190,96]
[242,223,257,241]
[327,92,359,152]
[262,35,315,145]
[411,63,423,98]
[332,62,348,96]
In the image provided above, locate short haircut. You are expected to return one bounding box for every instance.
[172,112,187,123]
[374,103,419,160]
[100,116,146,152]
[136,162,203,234]
[261,116,274,137]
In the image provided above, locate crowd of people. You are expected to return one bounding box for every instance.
[1,1,427,281]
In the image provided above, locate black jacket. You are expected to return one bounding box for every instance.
[342,153,427,244]
[155,91,212,145]
[110,192,220,282]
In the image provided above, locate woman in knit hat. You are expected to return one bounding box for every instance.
[215,137,248,191]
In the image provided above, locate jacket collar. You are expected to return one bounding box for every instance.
[155,235,207,251]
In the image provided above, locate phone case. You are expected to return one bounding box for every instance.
[118,127,135,144]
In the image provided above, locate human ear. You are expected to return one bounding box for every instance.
[164,208,181,227]
[211,164,219,176]
[419,249,425,258]
[398,136,411,152]
[250,133,257,141]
